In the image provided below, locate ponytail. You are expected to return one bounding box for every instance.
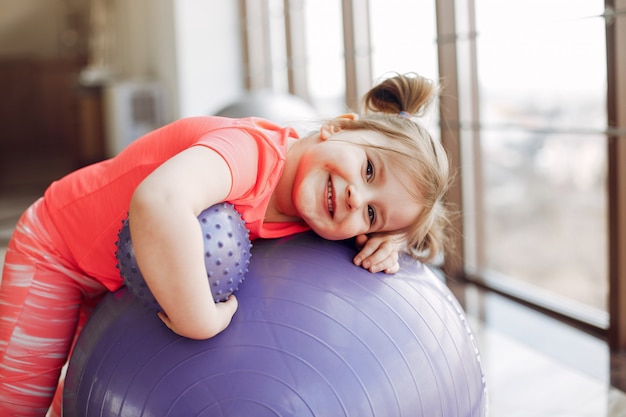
[363,72,438,117]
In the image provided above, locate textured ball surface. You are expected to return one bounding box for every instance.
[67,233,487,417]
[115,203,251,309]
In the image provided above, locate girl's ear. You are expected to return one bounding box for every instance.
[336,112,358,121]
[319,113,359,140]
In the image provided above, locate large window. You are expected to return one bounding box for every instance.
[456,0,610,326]
[302,1,345,117]
[369,0,440,136]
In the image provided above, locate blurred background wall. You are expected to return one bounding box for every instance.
[0,0,243,167]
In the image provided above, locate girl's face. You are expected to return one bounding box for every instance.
[290,124,423,241]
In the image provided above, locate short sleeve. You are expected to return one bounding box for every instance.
[194,128,261,200]
[190,118,294,238]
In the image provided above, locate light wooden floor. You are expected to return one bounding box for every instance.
[467,288,626,417]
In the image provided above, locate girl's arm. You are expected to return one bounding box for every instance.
[129,145,238,340]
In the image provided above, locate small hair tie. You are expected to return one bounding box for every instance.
[398,111,412,119]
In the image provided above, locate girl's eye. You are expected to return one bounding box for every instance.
[366,160,374,182]
[368,205,376,225]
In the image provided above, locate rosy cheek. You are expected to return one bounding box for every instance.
[335,219,363,240]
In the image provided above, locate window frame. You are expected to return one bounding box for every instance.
[437,0,626,347]
[607,0,626,349]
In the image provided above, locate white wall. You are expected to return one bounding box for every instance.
[0,0,245,122]
[172,0,244,118]
[115,0,244,120]
[112,0,244,121]
[145,0,181,121]
[108,0,177,122]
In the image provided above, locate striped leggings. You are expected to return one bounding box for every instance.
[0,198,107,417]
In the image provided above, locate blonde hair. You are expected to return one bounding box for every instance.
[327,72,452,263]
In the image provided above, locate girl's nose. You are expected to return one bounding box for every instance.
[346,184,364,211]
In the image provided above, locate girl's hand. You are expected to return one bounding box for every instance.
[353,234,401,274]
[157,294,239,340]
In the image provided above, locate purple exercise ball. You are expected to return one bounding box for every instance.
[116,202,251,309]
[64,233,487,417]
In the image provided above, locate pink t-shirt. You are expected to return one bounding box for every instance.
[42,116,309,291]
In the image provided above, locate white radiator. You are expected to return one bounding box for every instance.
[104,80,165,156]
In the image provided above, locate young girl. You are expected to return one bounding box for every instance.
[0,72,450,416]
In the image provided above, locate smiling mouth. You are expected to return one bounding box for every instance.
[327,176,335,218]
